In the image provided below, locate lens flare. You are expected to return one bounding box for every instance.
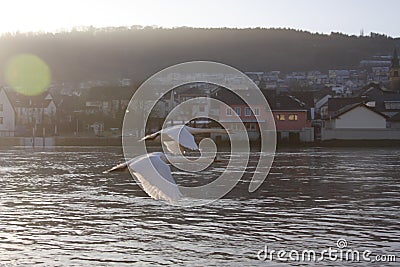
[5,54,51,96]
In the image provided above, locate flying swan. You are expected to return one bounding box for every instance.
[105,125,227,203]
[104,152,182,203]
[140,125,226,154]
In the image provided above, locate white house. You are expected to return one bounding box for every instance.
[320,103,400,140]
[0,89,16,137]
[325,103,387,129]
[12,92,57,125]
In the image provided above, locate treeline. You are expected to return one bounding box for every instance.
[0,27,398,84]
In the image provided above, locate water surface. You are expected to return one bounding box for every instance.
[0,147,399,266]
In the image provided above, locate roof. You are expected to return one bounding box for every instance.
[327,97,363,112]
[330,103,389,120]
[213,89,245,105]
[0,88,16,113]
[6,91,54,108]
[358,83,400,112]
[212,88,268,105]
[358,82,399,96]
[275,95,308,110]
[288,91,315,108]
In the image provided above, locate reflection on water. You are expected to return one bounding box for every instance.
[0,147,399,266]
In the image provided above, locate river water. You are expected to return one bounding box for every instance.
[0,147,398,266]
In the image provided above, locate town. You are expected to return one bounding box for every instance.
[1,49,400,145]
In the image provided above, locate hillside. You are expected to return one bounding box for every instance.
[1,27,398,84]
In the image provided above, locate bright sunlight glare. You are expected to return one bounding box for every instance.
[5,54,51,96]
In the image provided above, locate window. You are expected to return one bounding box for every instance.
[253,108,260,116]
[199,106,205,112]
[288,114,298,121]
[234,107,241,116]
[232,124,240,130]
[385,101,400,110]
[0,104,3,112]
[226,108,232,116]
[245,107,251,116]
[276,114,285,121]
[246,123,257,131]
[0,117,3,125]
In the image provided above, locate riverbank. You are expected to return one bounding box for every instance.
[0,136,122,147]
[2,136,400,147]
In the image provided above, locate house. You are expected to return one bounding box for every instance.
[273,95,314,142]
[321,103,400,140]
[175,86,214,119]
[358,83,400,117]
[7,91,57,136]
[214,89,269,141]
[150,84,220,130]
[0,88,16,137]
[84,86,133,117]
[324,103,388,129]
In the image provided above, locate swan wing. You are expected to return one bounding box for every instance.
[162,125,198,151]
[128,153,182,203]
[163,140,184,155]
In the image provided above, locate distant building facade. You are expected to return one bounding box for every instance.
[215,89,266,141]
[7,91,57,136]
[273,95,314,143]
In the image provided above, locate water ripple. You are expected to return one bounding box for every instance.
[0,147,399,266]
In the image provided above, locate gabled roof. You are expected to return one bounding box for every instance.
[358,82,397,96]
[330,103,389,120]
[275,94,309,110]
[0,88,16,113]
[327,97,363,112]
[6,91,54,108]
[213,89,244,105]
[0,88,11,102]
[288,91,315,108]
[212,88,267,105]
[358,83,400,112]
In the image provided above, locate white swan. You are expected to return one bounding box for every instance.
[105,125,227,203]
[140,125,226,154]
[104,152,182,203]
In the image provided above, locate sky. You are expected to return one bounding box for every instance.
[0,0,398,37]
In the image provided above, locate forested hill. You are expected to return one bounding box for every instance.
[1,27,398,84]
